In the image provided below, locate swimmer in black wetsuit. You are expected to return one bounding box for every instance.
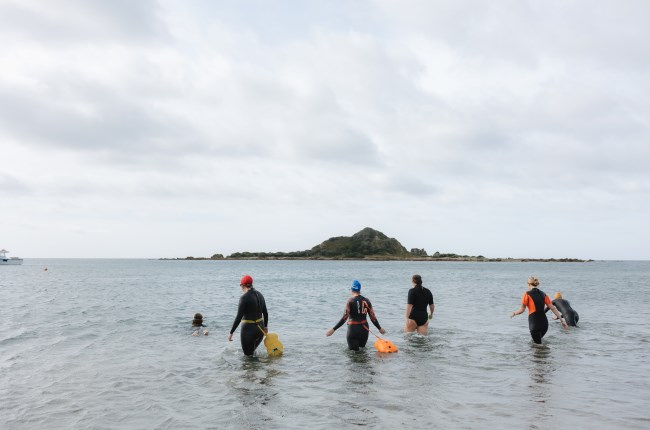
[405,274,435,334]
[545,292,579,327]
[228,275,269,356]
[326,280,386,351]
[510,277,568,344]
[191,312,209,336]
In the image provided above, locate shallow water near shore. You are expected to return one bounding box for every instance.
[1,259,649,429]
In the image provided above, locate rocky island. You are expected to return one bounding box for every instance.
[162,227,590,262]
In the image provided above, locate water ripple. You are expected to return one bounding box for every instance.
[1,259,649,428]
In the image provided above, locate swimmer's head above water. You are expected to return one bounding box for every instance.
[191,312,208,335]
[351,279,361,293]
[192,313,203,326]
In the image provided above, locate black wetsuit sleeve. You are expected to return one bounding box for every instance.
[261,295,269,328]
[545,299,555,313]
[366,298,382,331]
[230,296,245,334]
[333,300,350,331]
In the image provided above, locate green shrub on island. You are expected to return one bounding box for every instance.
[163,228,589,262]
[228,227,410,259]
[309,228,410,258]
[431,251,484,259]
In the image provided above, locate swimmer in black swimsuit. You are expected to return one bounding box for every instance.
[326,280,386,351]
[545,292,579,327]
[228,275,269,356]
[405,274,435,334]
[510,277,568,344]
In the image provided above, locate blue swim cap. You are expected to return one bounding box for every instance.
[351,280,361,292]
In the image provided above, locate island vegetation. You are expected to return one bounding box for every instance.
[160,227,590,262]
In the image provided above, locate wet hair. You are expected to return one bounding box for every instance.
[192,313,203,327]
[412,274,423,289]
[527,277,540,287]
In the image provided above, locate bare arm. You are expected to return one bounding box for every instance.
[510,304,526,318]
[405,304,413,320]
[429,303,435,318]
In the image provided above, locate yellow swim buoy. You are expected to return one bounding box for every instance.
[374,338,398,353]
[264,332,284,357]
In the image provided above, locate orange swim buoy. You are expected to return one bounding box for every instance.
[374,338,398,353]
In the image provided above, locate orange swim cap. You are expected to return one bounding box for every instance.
[554,292,562,299]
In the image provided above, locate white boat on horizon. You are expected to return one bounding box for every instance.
[0,249,23,265]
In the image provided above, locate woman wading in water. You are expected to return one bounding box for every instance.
[510,277,568,344]
[404,274,434,334]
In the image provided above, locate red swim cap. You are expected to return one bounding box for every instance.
[240,275,253,286]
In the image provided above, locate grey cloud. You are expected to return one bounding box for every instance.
[0,83,195,155]
[385,174,438,196]
[0,0,166,44]
[0,72,281,168]
[0,173,31,195]
[292,126,382,166]
[183,0,381,45]
[2,5,647,188]
[376,0,650,68]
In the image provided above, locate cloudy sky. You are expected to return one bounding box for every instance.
[1,0,648,259]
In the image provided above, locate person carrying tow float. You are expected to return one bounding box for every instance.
[228,275,269,356]
[326,280,386,351]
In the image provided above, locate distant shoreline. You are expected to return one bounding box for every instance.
[159,257,592,263]
[159,227,592,263]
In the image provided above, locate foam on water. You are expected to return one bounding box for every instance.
[1,259,650,429]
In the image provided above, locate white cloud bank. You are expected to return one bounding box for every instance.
[1,0,648,259]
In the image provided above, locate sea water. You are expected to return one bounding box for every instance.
[1,259,649,429]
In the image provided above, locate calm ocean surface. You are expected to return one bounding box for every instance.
[1,259,649,429]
